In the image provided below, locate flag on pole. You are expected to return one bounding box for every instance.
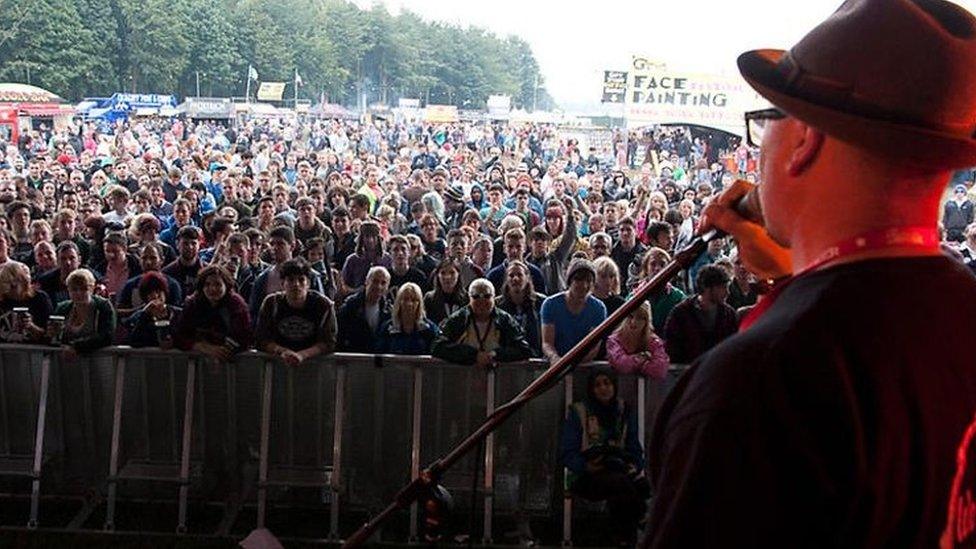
[248,65,258,82]
[295,70,303,87]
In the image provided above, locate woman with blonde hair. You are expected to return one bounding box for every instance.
[53,268,116,355]
[592,256,625,317]
[0,261,51,342]
[605,300,669,379]
[377,282,439,355]
[673,198,699,251]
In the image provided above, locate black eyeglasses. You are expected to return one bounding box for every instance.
[744,108,787,148]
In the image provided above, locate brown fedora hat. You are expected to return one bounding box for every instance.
[738,0,976,170]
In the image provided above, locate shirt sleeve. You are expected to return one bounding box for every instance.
[558,409,586,474]
[606,334,647,375]
[318,299,337,354]
[643,335,670,379]
[254,294,276,351]
[540,296,557,326]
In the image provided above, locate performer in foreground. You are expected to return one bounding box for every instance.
[643,0,976,546]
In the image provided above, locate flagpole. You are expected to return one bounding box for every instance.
[294,69,299,109]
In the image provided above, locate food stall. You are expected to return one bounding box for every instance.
[177,97,235,124]
[0,83,74,144]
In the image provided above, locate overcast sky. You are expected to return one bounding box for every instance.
[351,0,976,110]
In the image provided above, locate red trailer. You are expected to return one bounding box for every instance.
[0,83,74,145]
[0,106,16,144]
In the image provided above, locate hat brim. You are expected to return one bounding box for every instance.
[738,49,976,170]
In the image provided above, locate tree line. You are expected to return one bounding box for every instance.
[0,0,553,109]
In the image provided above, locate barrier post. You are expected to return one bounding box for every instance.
[256,359,273,529]
[176,357,198,534]
[561,373,573,547]
[27,353,51,529]
[637,377,647,445]
[327,360,346,542]
[408,365,423,542]
[0,354,9,456]
[482,368,495,545]
[104,355,126,531]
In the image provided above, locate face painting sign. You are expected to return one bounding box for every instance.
[619,56,766,134]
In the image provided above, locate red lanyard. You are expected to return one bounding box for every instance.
[738,226,940,332]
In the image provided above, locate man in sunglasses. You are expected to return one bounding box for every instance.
[644,0,976,547]
[431,278,532,368]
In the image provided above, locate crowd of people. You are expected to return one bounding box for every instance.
[2,112,974,543]
[0,116,768,372]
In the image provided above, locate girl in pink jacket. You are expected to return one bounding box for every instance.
[605,301,669,379]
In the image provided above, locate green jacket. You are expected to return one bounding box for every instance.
[649,284,685,334]
[431,306,532,365]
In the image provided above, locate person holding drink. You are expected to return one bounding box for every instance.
[0,261,52,343]
[51,268,116,358]
[124,272,182,348]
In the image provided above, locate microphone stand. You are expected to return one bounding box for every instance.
[342,230,722,547]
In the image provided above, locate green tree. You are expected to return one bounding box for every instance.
[0,0,551,107]
[182,0,240,97]
[106,0,191,92]
[232,2,296,97]
[321,0,371,103]
[0,0,102,98]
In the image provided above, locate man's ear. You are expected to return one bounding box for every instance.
[787,123,825,177]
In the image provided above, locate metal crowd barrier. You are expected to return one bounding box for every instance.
[0,344,687,544]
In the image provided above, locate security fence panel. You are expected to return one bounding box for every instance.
[0,346,689,544]
[340,356,414,513]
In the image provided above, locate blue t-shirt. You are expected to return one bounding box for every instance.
[540,293,607,356]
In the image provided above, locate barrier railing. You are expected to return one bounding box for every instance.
[0,344,687,544]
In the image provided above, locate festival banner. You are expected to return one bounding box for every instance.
[424,104,459,123]
[257,82,287,101]
[605,56,767,134]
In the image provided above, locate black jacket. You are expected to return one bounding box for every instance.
[662,296,738,364]
[431,306,532,365]
[646,257,976,547]
[336,290,392,353]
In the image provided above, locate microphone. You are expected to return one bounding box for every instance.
[735,186,764,225]
[697,183,764,244]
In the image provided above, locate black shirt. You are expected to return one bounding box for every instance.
[36,269,70,305]
[388,266,430,296]
[332,232,356,271]
[644,257,976,548]
[255,292,336,352]
[294,219,325,247]
[161,259,202,300]
[726,278,759,311]
[611,242,645,291]
[598,294,626,317]
[0,292,53,342]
